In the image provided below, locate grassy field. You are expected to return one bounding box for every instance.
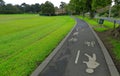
[0,14,75,76]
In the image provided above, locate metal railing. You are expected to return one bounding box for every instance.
[95,17,120,24]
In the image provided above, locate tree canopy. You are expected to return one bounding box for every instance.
[0,0,4,6]
[69,0,112,18]
[0,0,41,14]
[41,1,55,16]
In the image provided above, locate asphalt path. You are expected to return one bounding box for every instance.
[38,18,112,76]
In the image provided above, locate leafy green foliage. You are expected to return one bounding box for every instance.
[0,14,75,76]
[115,0,120,5]
[111,0,120,17]
[109,38,120,60]
[69,0,112,18]
[77,16,118,32]
[0,0,4,6]
[41,1,55,16]
[0,1,41,14]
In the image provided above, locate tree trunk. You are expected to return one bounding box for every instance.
[90,10,95,19]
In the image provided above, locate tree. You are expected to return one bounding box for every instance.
[0,0,41,14]
[112,0,120,38]
[115,0,120,5]
[69,0,112,18]
[85,0,112,18]
[2,4,21,14]
[69,0,82,14]
[0,0,5,6]
[21,3,32,13]
[60,2,66,14]
[41,1,55,16]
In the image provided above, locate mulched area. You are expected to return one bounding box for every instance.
[96,30,120,73]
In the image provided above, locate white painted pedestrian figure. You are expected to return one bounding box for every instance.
[76,28,79,31]
[85,41,95,47]
[83,53,100,74]
[91,41,95,47]
[69,37,78,42]
[81,29,85,31]
[85,41,91,46]
[73,32,79,36]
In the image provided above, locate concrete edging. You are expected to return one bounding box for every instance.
[30,18,77,76]
[86,20,120,76]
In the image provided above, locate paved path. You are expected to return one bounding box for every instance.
[31,18,119,76]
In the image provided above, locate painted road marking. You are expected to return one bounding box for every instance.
[73,32,79,36]
[85,41,91,46]
[85,41,95,47]
[75,50,80,64]
[76,28,79,31]
[83,53,100,73]
[69,37,78,42]
[91,41,95,47]
[81,29,85,31]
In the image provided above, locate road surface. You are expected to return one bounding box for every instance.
[38,18,112,76]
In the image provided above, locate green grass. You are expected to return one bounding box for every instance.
[108,38,120,60]
[77,16,119,32]
[0,14,75,76]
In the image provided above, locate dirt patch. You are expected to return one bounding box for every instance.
[95,30,120,73]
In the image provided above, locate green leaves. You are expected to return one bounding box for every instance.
[69,0,112,18]
[41,1,55,16]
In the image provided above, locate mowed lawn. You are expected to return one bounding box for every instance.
[0,14,75,76]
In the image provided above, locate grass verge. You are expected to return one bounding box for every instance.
[0,14,75,76]
[78,16,119,32]
[109,38,120,60]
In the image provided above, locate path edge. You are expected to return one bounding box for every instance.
[30,17,77,76]
[85,20,120,76]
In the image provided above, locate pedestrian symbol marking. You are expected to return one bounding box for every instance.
[73,32,79,36]
[76,28,79,31]
[85,41,95,47]
[83,53,100,73]
[69,38,78,42]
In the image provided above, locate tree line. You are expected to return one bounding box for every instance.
[1,0,117,18]
[68,0,112,18]
[0,0,41,14]
[0,0,68,16]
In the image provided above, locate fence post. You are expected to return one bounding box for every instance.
[113,20,116,30]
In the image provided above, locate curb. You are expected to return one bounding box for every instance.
[85,20,120,76]
[30,18,77,76]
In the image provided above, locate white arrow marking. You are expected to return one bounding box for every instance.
[75,50,80,64]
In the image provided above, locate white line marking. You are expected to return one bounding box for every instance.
[75,50,80,64]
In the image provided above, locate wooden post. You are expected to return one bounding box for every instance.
[113,20,116,30]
